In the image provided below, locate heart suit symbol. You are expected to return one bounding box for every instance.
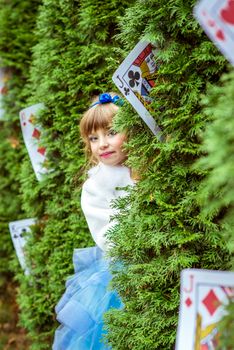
[220,0,234,25]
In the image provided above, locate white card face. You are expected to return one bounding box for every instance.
[176,269,234,350]
[19,103,48,181]
[194,0,234,66]
[112,41,163,139]
[9,218,36,274]
[0,68,11,120]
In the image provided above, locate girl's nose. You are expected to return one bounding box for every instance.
[99,136,108,149]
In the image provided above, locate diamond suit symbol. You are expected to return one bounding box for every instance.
[202,289,221,316]
[37,147,46,156]
[185,297,192,307]
[32,128,41,140]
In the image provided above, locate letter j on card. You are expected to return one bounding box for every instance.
[194,0,234,66]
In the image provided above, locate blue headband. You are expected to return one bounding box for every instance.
[90,93,124,108]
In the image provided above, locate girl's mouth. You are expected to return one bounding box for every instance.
[100,151,115,158]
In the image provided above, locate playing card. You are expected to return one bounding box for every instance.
[176,269,234,350]
[112,41,163,139]
[9,218,36,274]
[194,0,234,66]
[0,67,11,120]
[19,103,48,181]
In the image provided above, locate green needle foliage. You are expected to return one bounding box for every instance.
[0,0,40,316]
[15,0,134,348]
[0,127,22,277]
[104,1,231,349]
[0,0,232,349]
[197,71,234,259]
[196,70,234,349]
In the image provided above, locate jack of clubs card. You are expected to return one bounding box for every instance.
[112,41,163,139]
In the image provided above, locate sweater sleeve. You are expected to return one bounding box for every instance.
[81,181,117,251]
[80,164,134,252]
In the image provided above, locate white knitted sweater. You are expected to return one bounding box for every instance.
[81,163,134,252]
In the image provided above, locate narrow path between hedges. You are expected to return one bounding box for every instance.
[0,280,29,350]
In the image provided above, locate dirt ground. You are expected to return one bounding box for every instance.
[0,279,29,350]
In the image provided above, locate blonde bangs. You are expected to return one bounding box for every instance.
[80,103,118,140]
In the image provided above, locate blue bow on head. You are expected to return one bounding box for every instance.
[90,93,124,108]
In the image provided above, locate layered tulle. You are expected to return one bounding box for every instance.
[53,246,123,350]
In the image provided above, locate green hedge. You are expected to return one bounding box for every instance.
[16,0,134,348]
[104,1,231,349]
[0,1,40,345]
[196,70,234,349]
[0,0,39,347]
[0,0,232,349]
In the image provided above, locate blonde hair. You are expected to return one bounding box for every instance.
[80,93,120,163]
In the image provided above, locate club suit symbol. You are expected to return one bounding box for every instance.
[20,228,27,238]
[128,70,140,88]
[124,87,130,96]
[13,226,26,240]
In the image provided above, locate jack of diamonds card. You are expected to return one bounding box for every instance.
[112,41,163,139]
[194,0,234,66]
[176,269,234,350]
[19,103,48,181]
[9,218,36,274]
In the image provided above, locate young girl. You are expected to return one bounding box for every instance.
[53,93,134,350]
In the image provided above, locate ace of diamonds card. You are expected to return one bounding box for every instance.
[194,0,234,66]
[112,41,164,139]
[176,269,234,350]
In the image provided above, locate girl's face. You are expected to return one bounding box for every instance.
[88,128,127,166]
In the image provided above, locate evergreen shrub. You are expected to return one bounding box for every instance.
[16,0,134,348]
[0,0,41,346]
[196,70,234,349]
[104,1,231,349]
[0,0,40,272]
[0,0,232,348]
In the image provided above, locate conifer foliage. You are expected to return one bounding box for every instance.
[104,1,231,349]
[0,0,233,349]
[0,0,40,346]
[15,0,134,348]
[0,0,40,348]
[196,70,234,349]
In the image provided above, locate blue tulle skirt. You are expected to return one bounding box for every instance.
[53,246,123,350]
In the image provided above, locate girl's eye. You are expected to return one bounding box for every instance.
[108,129,117,136]
[88,135,98,142]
